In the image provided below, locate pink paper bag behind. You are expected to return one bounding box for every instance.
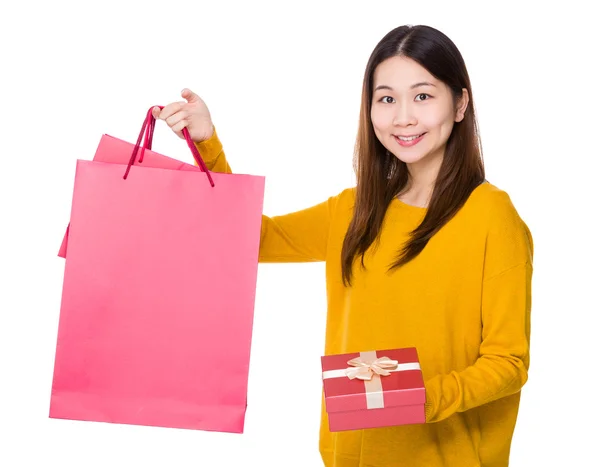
[58,134,198,258]
[50,159,264,433]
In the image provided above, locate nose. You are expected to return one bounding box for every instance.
[392,103,417,127]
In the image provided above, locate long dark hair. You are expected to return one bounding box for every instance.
[341,25,485,286]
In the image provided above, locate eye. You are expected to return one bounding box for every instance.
[416,93,431,101]
[378,96,395,104]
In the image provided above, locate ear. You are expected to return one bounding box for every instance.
[455,88,469,122]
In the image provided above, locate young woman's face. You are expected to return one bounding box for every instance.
[370,56,468,168]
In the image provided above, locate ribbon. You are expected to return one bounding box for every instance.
[345,356,399,380]
[322,351,421,409]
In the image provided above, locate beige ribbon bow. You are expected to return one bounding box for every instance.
[344,356,399,381]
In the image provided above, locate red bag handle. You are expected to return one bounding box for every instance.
[123,106,215,187]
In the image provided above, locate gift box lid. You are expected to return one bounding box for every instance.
[320,347,425,413]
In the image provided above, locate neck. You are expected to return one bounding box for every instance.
[399,151,444,207]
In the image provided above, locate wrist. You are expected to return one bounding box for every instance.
[194,125,214,143]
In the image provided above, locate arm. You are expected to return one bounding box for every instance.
[195,128,337,263]
[424,191,534,423]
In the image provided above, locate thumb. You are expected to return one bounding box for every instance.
[181,88,199,103]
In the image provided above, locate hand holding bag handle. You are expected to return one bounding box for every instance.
[123,106,215,187]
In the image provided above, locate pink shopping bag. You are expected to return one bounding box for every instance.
[50,108,265,433]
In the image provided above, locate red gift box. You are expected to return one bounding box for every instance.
[321,348,426,431]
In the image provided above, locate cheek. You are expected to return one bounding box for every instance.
[421,111,455,135]
[439,116,457,138]
[370,108,389,133]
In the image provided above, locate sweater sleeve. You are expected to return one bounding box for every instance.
[424,191,534,423]
[194,126,232,174]
[194,127,336,262]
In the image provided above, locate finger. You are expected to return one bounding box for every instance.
[165,109,188,128]
[181,88,200,104]
[171,118,188,134]
[151,106,161,119]
[158,101,186,120]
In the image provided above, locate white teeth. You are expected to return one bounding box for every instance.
[397,134,422,141]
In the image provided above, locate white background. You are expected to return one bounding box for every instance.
[1,1,598,465]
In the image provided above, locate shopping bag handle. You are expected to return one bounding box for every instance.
[123,106,215,187]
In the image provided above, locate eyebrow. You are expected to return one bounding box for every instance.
[374,82,436,91]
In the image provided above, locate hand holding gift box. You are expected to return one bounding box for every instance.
[321,347,425,431]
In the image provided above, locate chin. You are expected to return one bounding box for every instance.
[388,150,428,165]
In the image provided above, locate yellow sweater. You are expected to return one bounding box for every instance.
[195,129,534,467]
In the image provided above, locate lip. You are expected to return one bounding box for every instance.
[395,133,425,138]
[394,132,426,147]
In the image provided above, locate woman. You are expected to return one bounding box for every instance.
[153,24,533,467]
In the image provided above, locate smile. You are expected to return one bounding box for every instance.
[396,133,424,141]
[394,133,426,147]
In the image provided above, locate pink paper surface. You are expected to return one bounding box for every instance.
[58,134,199,258]
[50,159,264,433]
